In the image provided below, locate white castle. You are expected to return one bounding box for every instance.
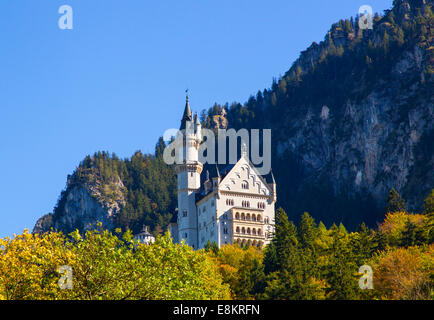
[169,95,276,249]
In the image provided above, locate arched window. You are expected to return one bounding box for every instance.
[246,213,251,221]
[236,227,240,233]
[241,213,245,220]
[235,212,240,220]
[241,181,249,190]
[242,227,246,234]
[252,228,257,235]
[257,202,265,209]
[258,229,262,236]
[257,214,262,222]
[247,228,251,235]
[252,214,256,222]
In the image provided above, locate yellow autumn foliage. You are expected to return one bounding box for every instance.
[379,212,426,246]
[373,244,434,300]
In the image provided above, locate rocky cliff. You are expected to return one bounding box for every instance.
[34,167,126,234]
[206,0,433,228]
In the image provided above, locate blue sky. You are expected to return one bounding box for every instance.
[0,0,393,238]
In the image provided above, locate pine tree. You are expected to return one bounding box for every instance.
[423,190,434,244]
[400,218,419,247]
[325,224,359,300]
[272,208,297,268]
[298,212,317,249]
[386,188,407,213]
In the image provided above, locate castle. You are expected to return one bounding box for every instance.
[169,95,276,249]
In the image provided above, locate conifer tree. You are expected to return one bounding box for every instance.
[386,188,407,213]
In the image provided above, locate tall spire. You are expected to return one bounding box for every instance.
[180,90,193,130]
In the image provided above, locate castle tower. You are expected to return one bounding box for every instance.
[175,93,202,248]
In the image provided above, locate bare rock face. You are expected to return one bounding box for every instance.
[56,186,116,232]
[275,43,433,220]
[34,177,126,234]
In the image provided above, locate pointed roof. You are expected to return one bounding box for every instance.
[194,112,201,125]
[180,93,193,130]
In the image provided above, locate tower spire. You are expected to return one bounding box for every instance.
[180,90,193,130]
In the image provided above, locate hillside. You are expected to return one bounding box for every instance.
[34,141,177,235]
[34,0,433,234]
[203,0,433,228]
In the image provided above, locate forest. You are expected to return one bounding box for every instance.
[3,189,433,300]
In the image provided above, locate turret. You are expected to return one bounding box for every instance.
[194,113,202,142]
[175,93,203,249]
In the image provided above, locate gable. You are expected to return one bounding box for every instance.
[219,157,272,196]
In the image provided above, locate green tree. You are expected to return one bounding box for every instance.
[325,224,359,300]
[386,188,407,213]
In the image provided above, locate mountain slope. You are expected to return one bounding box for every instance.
[34,0,433,234]
[204,0,433,228]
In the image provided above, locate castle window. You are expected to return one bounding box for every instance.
[182,210,188,217]
[252,214,256,221]
[242,201,250,208]
[236,227,240,233]
[258,202,266,209]
[242,227,246,234]
[241,181,249,190]
[184,233,188,238]
[211,200,215,207]
[223,228,228,234]
[235,212,240,220]
[257,214,262,222]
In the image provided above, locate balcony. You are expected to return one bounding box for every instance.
[231,209,264,225]
[230,208,266,247]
